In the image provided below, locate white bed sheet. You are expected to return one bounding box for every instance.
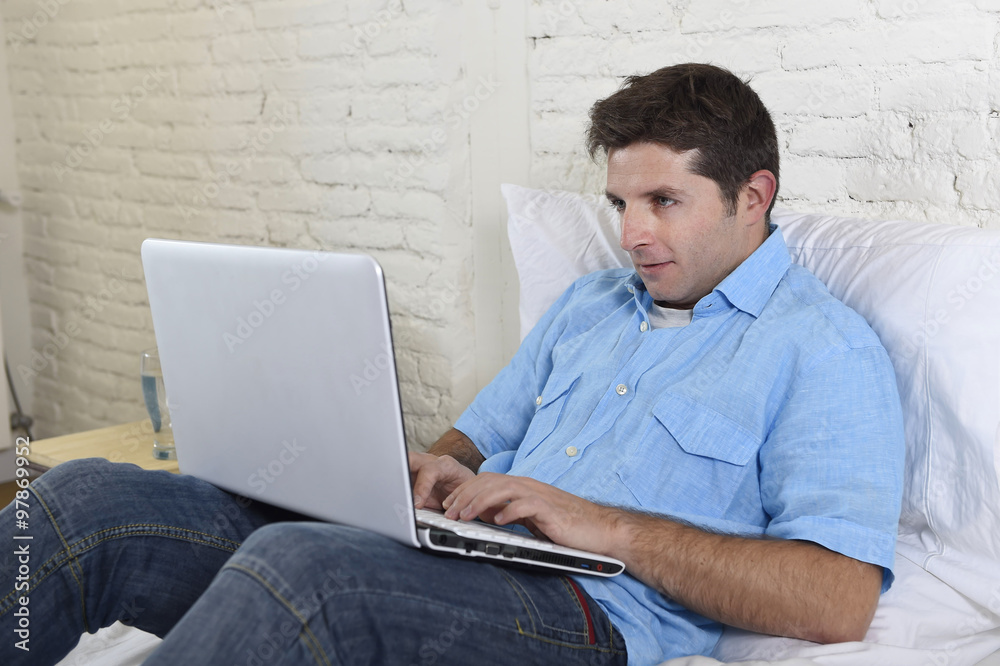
[704,554,1000,666]
[501,184,1000,666]
[57,623,159,666]
[56,193,1000,666]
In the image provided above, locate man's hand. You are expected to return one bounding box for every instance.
[417,429,882,644]
[410,428,485,510]
[441,471,881,645]
[409,451,476,511]
[441,473,616,553]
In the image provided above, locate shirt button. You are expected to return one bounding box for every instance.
[535,395,542,406]
[566,446,578,457]
[626,285,634,293]
[639,321,648,332]
[616,384,628,395]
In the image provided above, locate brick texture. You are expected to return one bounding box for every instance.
[3,0,1000,446]
[525,0,1000,227]
[2,0,473,446]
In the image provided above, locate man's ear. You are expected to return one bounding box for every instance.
[741,170,777,225]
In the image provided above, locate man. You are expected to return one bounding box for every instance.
[0,64,904,665]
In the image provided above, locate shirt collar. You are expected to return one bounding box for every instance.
[626,224,791,319]
[705,223,790,317]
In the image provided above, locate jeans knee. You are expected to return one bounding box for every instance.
[234,523,347,572]
[32,458,131,514]
[230,524,386,606]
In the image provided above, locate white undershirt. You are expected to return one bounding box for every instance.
[647,303,694,329]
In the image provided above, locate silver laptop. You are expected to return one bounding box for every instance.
[141,239,624,578]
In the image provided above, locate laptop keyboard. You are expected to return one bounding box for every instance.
[414,508,556,551]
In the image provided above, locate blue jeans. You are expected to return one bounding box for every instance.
[0,458,628,665]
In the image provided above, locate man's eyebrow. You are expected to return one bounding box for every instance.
[604,187,684,201]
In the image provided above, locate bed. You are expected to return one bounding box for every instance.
[58,187,1000,665]
[504,184,1000,666]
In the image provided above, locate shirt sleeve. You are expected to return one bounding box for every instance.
[454,279,582,463]
[760,344,906,592]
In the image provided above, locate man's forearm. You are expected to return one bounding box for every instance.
[426,428,485,473]
[606,510,882,644]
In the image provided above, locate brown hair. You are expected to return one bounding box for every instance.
[586,63,779,217]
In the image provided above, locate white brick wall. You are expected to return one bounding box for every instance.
[3,0,1000,445]
[2,0,476,446]
[525,0,1000,228]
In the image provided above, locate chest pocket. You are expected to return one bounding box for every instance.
[616,391,762,514]
[518,371,581,460]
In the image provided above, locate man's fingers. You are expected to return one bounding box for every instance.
[408,450,435,473]
[443,474,527,521]
[493,495,543,526]
[411,469,439,509]
[411,454,476,510]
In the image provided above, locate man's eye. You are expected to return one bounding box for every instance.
[609,199,625,212]
[656,197,675,207]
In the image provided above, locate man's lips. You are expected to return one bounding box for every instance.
[637,261,673,271]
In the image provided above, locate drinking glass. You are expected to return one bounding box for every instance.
[140,348,175,460]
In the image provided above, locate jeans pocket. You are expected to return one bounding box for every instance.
[499,570,624,656]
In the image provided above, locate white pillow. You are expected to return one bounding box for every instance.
[502,185,1000,657]
[503,184,628,340]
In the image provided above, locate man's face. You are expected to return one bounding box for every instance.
[605,142,765,309]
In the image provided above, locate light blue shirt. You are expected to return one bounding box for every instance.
[454,227,905,665]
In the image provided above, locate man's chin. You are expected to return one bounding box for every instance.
[645,287,696,310]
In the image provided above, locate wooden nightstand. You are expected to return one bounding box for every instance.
[26,420,180,474]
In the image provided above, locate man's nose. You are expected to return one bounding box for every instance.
[619,207,651,252]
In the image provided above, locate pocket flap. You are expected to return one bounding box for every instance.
[536,370,580,409]
[651,392,761,466]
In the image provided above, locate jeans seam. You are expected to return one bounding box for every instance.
[498,569,599,646]
[69,523,243,551]
[497,568,536,634]
[225,562,332,666]
[560,577,591,644]
[0,529,241,613]
[31,485,91,633]
[512,626,627,655]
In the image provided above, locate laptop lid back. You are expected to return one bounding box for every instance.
[141,239,419,547]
